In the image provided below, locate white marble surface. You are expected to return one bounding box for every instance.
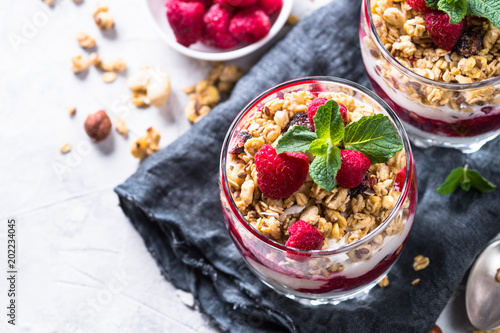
[0,0,472,332]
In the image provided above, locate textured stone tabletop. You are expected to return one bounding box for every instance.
[0,0,472,332]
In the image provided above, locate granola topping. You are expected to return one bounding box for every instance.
[226,91,409,251]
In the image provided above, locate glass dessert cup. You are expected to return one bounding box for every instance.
[219,77,418,304]
[360,0,500,153]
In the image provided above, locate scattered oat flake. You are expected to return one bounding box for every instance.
[378,275,389,288]
[76,31,96,49]
[115,117,128,135]
[68,107,76,116]
[44,0,55,5]
[286,14,299,26]
[496,268,500,283]
[60,143,72,154]
[94,5,114,30]
[413,255,430,271]
[411,278,420,286]
[183,85,195,94]
[102,72,118,83]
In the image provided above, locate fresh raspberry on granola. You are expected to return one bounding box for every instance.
[407,0,430,14]
[203,4,239,49]
[257,0,282,16]
[255,144,309,199]
[336,150,371,189]
[215,0,258,8]
[166,0,205,46]
[228,6,271,43]
[286,220,324,251]
[425,11,466,51]
[307,98,347,130]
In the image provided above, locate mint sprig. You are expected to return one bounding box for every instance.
[435,164,496,194]
[425,0,500,27]
[344,114,405,164]
[276,100,403,192]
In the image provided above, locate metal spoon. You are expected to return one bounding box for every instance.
[466,240,500,331]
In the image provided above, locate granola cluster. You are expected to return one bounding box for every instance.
[227,91,409,254]
[366,0,500,108]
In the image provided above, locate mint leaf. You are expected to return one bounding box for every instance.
[435,167,463,194]
[309,138,329,156]
[313,101,332,140]
[344,114,403,164]
[436,164,496,194]
[425,0,439,8]
[438,0,468,24]
[468,0,500,28]
[309,145,341,193]
[313,100,344,144]
[276,126,317,154]
[468,170,497,193]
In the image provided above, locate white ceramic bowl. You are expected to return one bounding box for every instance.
[143,0,293,61]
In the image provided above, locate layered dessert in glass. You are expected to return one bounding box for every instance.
[360,0,500,152]
[219,77,417,304]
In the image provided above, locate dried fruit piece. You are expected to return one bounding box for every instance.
[229,131,252,154]
[115,117,128,135]
[286,220,324,250]
[76,31,96,49]
[336,150,371,189]
[455,30,482,57]
[131,127,161,159]
[94,5,114,30]
[425,11,466,51]
[71,55,90,73]
[203,4,239,49]
[255,144,309,199]
[166,0,205,47]
[127,66,171,107]
[84,110,112,142]
[229,6,271,43]
[283,112,313,132]
[60,143,72,154]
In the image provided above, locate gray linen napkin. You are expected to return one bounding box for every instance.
[115,0,500,332]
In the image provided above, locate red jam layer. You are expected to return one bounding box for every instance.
[366,74,500,137]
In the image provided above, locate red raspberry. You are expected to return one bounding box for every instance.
[336,150,371,189]
[425,11,466,51]
[307,98,348,131]
[181,0,214,11]
[215,0,258,8]
[257,0,283,16]
[255,144,309,199]
[203,4,239,49]
[228,6,271,43]
[407,0,430,14]
[166,0,205,47]
[394,168,406,192]
[286,220,324,251]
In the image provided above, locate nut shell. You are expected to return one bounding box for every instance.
[84,110,112,142]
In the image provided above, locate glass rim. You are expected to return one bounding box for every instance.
[364,0,500,90]
[220,76,414,255]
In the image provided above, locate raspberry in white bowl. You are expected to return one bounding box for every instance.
[144,0,293,61]
[219,77,418,304]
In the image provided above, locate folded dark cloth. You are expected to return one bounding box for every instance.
[115,0,500,332]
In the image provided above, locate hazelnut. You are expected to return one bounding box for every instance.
[84,110,112,142]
